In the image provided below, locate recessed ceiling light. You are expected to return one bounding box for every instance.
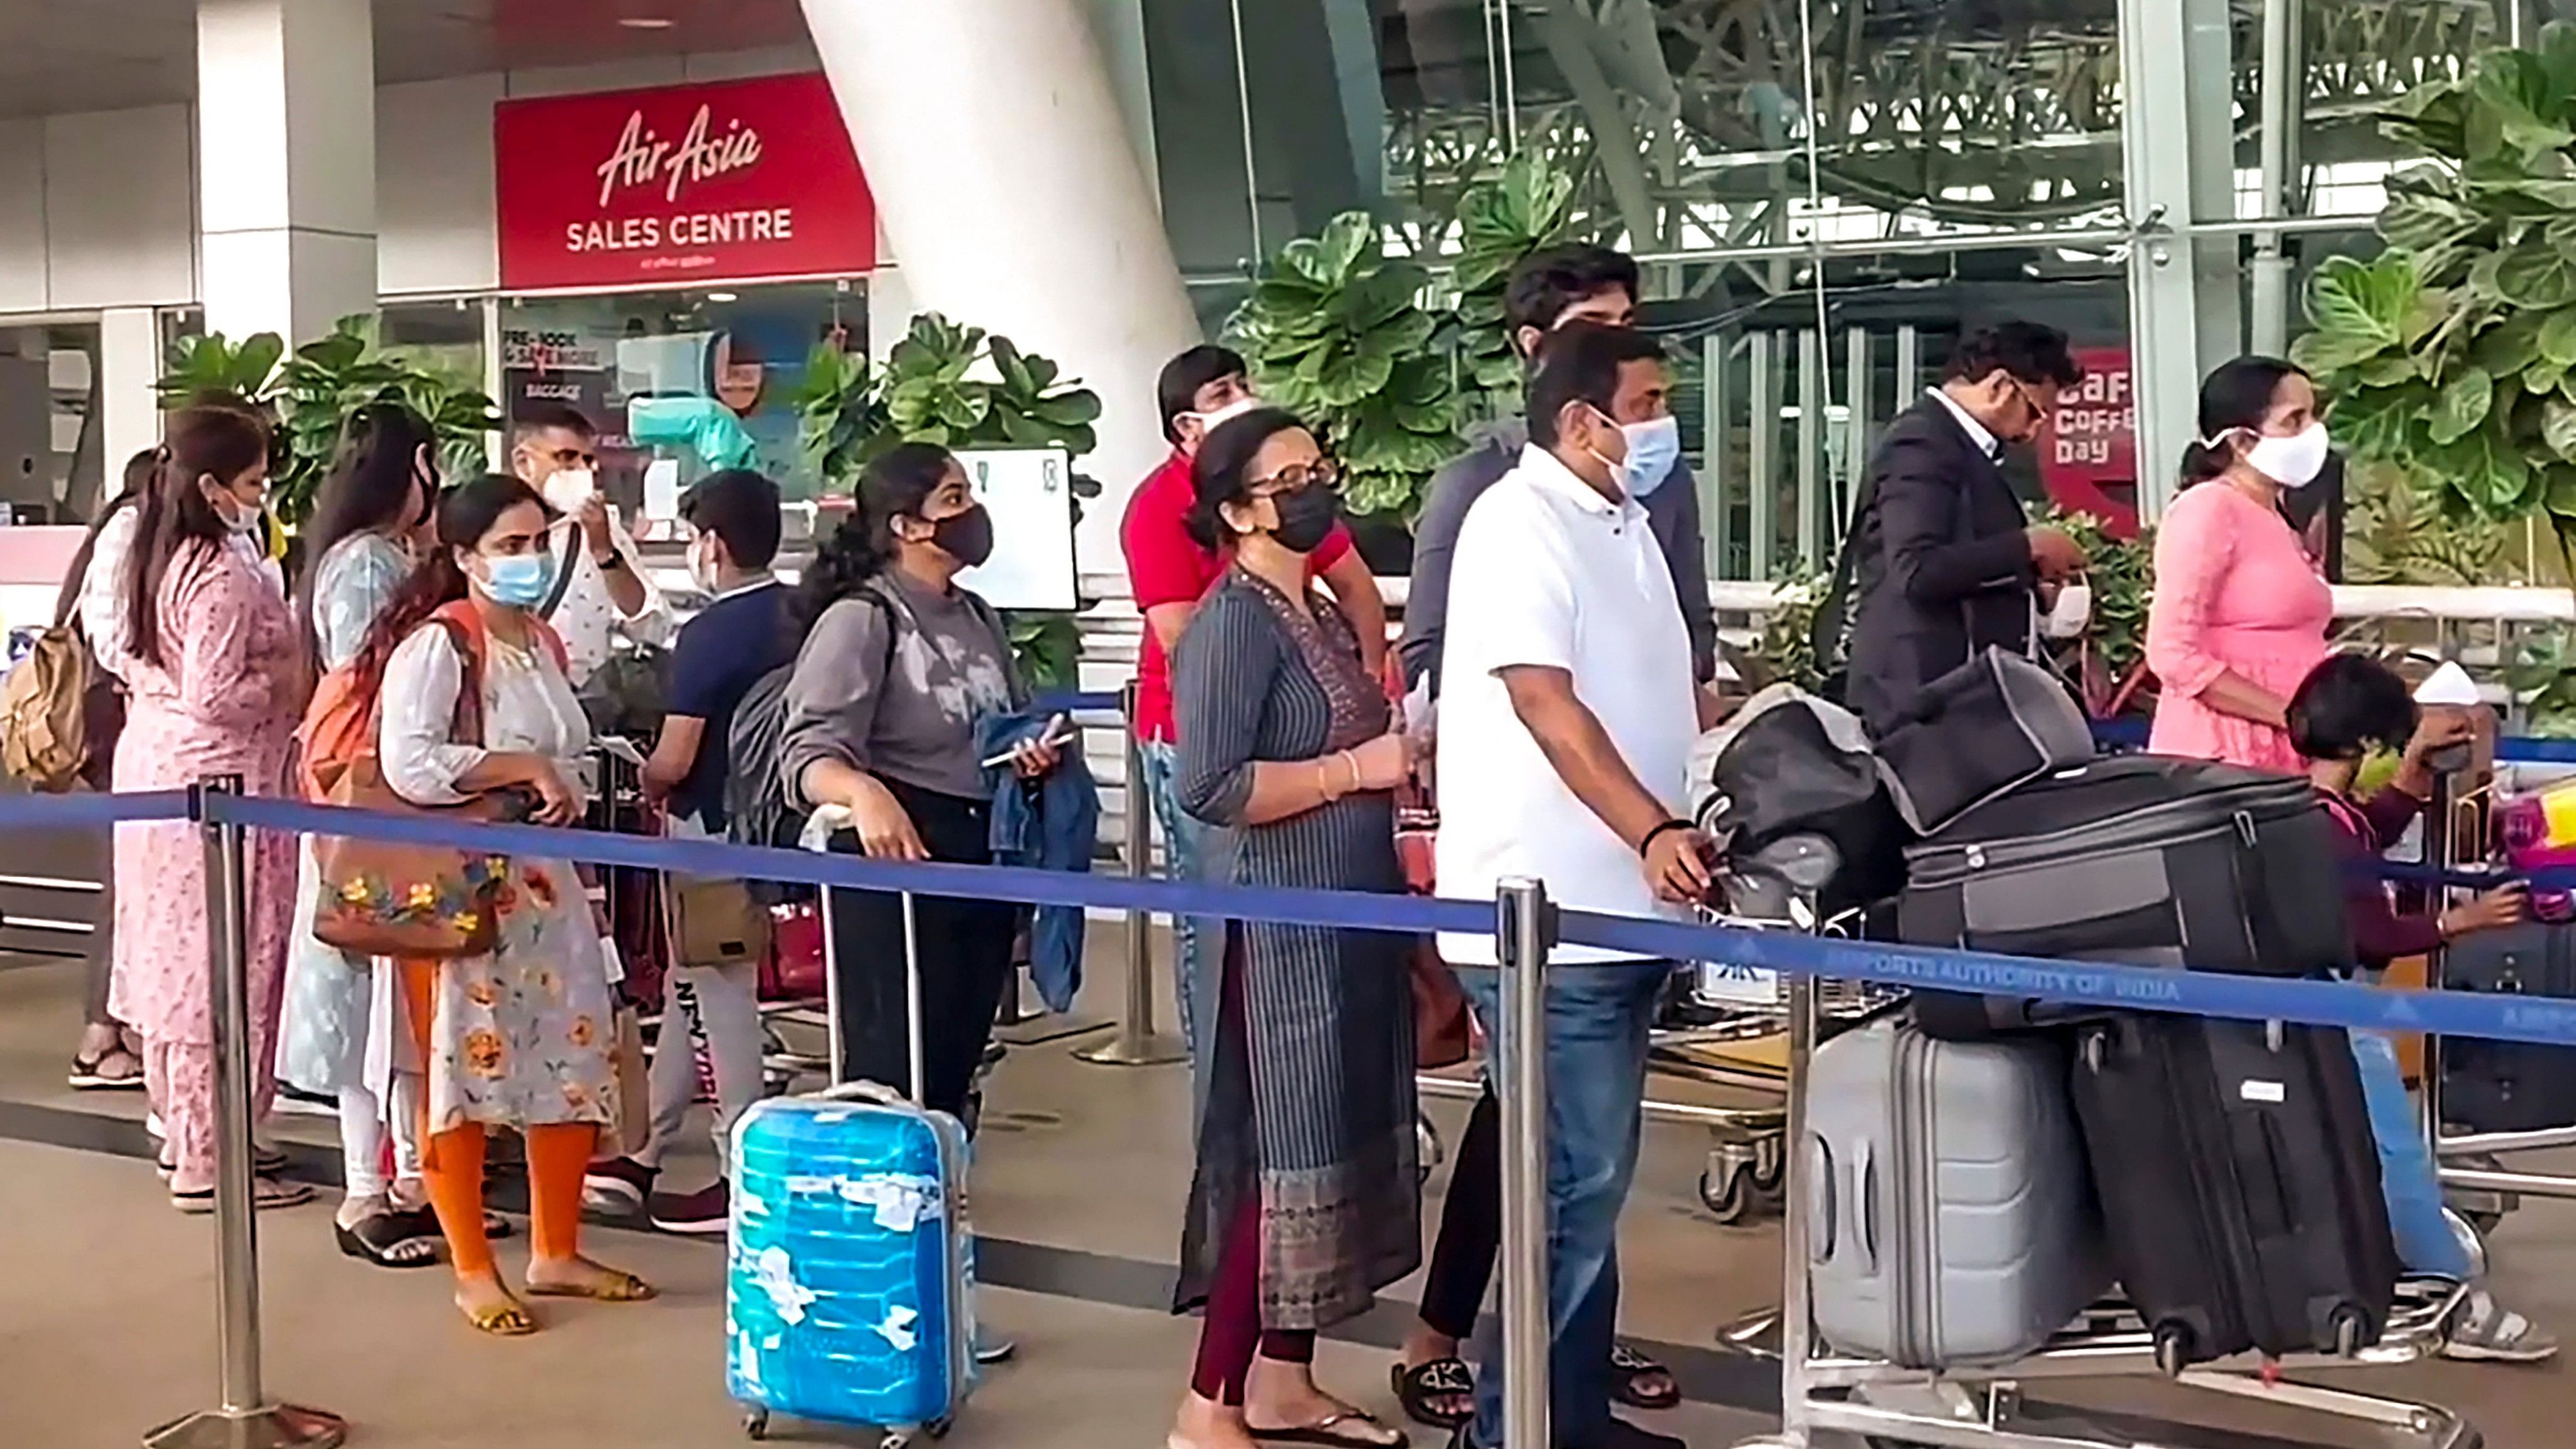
[707,291,738,303]
[619,16,675,29]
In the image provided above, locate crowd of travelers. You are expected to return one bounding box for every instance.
[33,236,2560,1443]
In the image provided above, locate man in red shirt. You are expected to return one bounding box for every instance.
[1121,344,1388,1052]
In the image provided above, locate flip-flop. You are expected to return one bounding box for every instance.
[172,1176,313,1213]
[1245,1411,1409,1448]
[1390,1359,1474,1430]
[1609,1343,1680,1411]
[68,1047,145,1091]
[336,1207,444,1269]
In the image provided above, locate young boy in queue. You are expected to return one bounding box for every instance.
[584,469,796,1233]
[2290,653,2557,1363]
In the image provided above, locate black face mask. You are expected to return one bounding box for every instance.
[928,503,996,568]
[1269,486,1343,555]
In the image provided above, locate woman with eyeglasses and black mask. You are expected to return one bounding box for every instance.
[1167,409,1419,1449]
[778,442,1055,1124]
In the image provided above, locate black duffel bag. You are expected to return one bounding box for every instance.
[1874,646,2095,835]
[1695,684,1908,918]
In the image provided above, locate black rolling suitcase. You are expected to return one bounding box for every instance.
[2070,1013,2399,1372]
[2442,922,2576,1132]
[1900,755,2352,1038]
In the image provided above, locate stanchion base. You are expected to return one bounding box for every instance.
[144,1403,347,1449]
[1073,1032,1188,1067]
[996,1013,1116,1049]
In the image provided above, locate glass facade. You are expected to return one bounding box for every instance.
[1134,0,2526,580]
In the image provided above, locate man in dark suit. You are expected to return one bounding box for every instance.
[1839,322,2090,733]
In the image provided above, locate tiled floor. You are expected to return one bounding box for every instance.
[4,926,2574,1449]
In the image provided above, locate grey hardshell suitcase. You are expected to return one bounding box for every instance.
[1805,1016,2110,1368]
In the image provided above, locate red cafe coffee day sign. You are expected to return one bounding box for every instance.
[2037,345,2141,539]
[495,73,877,291]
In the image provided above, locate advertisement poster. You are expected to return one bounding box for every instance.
[495,73,877,291]
[2036,345,2140,538]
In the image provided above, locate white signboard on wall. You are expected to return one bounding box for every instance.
[954,447,1079,612]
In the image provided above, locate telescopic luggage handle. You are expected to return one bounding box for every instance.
[806,803,931,1106]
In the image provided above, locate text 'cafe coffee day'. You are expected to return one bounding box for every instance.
[496,72,877,291]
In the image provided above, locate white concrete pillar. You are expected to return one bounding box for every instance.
[196,0,379,346]
[99,308,164,491]
[803,0,1200,567]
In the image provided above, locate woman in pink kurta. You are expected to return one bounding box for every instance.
[109,405,312,1210]
[2145,357,2335,775]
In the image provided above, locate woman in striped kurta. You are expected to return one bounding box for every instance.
[1171,409,1419,1449]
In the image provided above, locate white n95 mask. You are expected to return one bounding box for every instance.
[2041,582,2093,640]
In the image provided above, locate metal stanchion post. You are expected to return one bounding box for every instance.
[1495,878,1551,1449]
[1077,681,1187,1067]
[145,777,345,1449]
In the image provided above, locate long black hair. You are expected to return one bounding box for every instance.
[350,473,545,691]
[796,442,955,630]
[2286,653,2417,763]
[1185,407,1309,550]
[125,405,271,671]
[298,401,435,658]
[2180,355,2308,486]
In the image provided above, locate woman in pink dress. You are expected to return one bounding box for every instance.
[2145,357,2335,775]
[110,404,312,1211]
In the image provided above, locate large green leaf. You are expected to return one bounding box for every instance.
[2474,313,2549,376]
[2497,239,2576,308]
[2431,365,2498,444]
[2303,253,2421,361]
[2434,419,2535,516]
[2381,190,2489,254]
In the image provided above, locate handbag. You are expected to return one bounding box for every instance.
[1380,656,1471,1067]
[610,1003,650,1154]
[1873,647,2094,835]
[312,605,562,960]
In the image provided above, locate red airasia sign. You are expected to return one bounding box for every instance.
[495,73,877,291]
[2038,345,2141,538]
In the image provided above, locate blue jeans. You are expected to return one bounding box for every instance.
[1136,738,1207,1057]
[1455,960,1668,1449]
[2352,1029,2472,1280]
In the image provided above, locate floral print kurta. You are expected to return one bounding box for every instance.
[379,617,617,1135]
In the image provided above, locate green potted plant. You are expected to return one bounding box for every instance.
[792,313,1104,691]
[159,315,501,530]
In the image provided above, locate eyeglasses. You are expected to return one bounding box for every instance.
[1248,459,1342,494]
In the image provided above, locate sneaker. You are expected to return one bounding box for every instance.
[582,1156,655,1211]
[647,1180,730,1235]
[2442,1289,2560,1363]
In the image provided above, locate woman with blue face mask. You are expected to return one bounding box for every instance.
[348,473,650,1336]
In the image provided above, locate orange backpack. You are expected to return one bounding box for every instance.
[298,600,567,802]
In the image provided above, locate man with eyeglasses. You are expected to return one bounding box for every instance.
[1827,321,2090,735]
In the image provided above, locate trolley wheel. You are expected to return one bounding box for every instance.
[1751,1153,1784,1196]
[928,1417,955,1440]
[1698,1163,1758,1225]
[2332,1307,2367,1357]
[2467,1208,2505,1236]
[2152,1324,2191,1378]
[1417,1116,1444,1183]
[742,1408,770,1441]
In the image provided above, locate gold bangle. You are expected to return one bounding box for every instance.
[1341,750,1362,795]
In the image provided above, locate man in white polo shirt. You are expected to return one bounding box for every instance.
[1435,323,1726,1449]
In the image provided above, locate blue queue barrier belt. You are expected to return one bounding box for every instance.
[27,786,2576,1053]
[1032,690,1124,715]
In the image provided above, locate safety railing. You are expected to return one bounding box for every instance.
[28,782,2576,1449]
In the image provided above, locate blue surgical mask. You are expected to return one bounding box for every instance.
[1620,415,1683,498]
[474,552,557,610]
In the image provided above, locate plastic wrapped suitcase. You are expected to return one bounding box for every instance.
[728,834,976,1445]
[1901,755,2352,1039]
[2070,1013,2400,1373]
[1805,1016,2110,1368]
[2442,921,2576,1133]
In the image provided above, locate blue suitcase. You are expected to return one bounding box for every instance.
[729,852,975,1444]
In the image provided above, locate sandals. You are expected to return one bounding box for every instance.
[524,1266,657,1303]
[1609,1343,1680,1411]
[1392,1359,1475,1430]
[1245,1411,1407,1448]
[336,1206,444,1269]
[461,1295,540,1337]
[68,1045,144,1091]
[173,1176,313,1213]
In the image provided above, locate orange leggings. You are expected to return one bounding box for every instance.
[401,959,595,1279]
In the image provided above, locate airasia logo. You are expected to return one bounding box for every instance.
[594,103,764,209]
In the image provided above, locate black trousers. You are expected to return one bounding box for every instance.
[1419,1083,1502,1341]
[823,778,1018,1119]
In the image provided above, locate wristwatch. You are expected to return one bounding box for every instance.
[595,550,627,573]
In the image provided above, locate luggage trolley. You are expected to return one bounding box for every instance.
[1719,946,2482,1448]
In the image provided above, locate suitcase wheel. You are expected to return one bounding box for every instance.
[2332,1306,2367,1358]
[742,1408,770,1441]
[2152,1324,2191,1378]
